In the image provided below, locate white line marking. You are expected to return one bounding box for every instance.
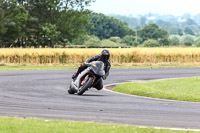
[103,77,200,130]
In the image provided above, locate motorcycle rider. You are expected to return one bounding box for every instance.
[72,49,111,90]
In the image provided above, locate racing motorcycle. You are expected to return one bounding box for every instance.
[68,61,105,95]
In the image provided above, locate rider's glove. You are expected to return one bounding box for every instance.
[102,75,106,80]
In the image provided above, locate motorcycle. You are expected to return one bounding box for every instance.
[68,61,105,95]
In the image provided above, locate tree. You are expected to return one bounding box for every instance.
[156,19,171,30]
[168,26,179,35]
[142,39,160,47]
[26,0,92,46]
[181,35,195,44]
[87,13,135,39]
[177,28,184,36]
[169,36,180,46]
[122,35,135,46]
[57,10,91,42]
[184,19,197,25]
[84,35,100,47]
[139,16,146,27]
[101,39,127,47]
[0,1,7,47]
[139,23,169,46]
[110,15,140,29]
[184,41,192,46]
[41,23,60,47]
[100,39,121,47]
[109,37,122,43]
[184,27,195,35]
[195,40,200,47]
[72,35,90,45]
[0,0,95,48]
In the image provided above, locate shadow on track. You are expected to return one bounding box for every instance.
[66,93,105,97]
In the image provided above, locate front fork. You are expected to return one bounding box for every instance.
[75,67,96,85]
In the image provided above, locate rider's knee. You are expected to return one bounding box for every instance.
[95,84,103,90]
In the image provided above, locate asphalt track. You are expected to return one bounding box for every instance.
[1,68,200,129]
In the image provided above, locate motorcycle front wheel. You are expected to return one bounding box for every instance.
[77,77,93,95]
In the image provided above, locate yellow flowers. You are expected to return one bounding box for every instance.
[1,48,200,65]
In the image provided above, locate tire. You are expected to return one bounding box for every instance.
[77,77,93,95]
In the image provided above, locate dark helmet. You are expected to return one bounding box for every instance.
[98,49,110,62]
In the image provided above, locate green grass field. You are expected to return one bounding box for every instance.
[0,65,77,71]
[0,117,197,133]
[112,77,200,102]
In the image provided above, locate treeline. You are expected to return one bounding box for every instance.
[73,13,200,47]
[69,13,170,47]
[1,0,200,48]
[75,21,170,48]
[0,0,94,48]
[111,13,200,36]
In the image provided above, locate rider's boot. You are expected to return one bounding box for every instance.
[72,72,78,80]
[72,63,88,80]
[72,64,83,80]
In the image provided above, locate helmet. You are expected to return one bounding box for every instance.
[98,49,110,62]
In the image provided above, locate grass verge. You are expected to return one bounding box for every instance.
[112,77,200,102]
[0,117,197,133]
[1,64,200,71]
[0,65,77,71]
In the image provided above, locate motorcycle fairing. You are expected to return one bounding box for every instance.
[90,61,105,76]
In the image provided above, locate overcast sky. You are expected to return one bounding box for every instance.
[89,0,200,16]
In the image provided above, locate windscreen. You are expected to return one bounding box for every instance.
[91,61,105,76]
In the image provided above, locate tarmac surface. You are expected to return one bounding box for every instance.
[1,68,200,129]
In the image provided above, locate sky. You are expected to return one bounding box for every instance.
[88,0,200,16]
